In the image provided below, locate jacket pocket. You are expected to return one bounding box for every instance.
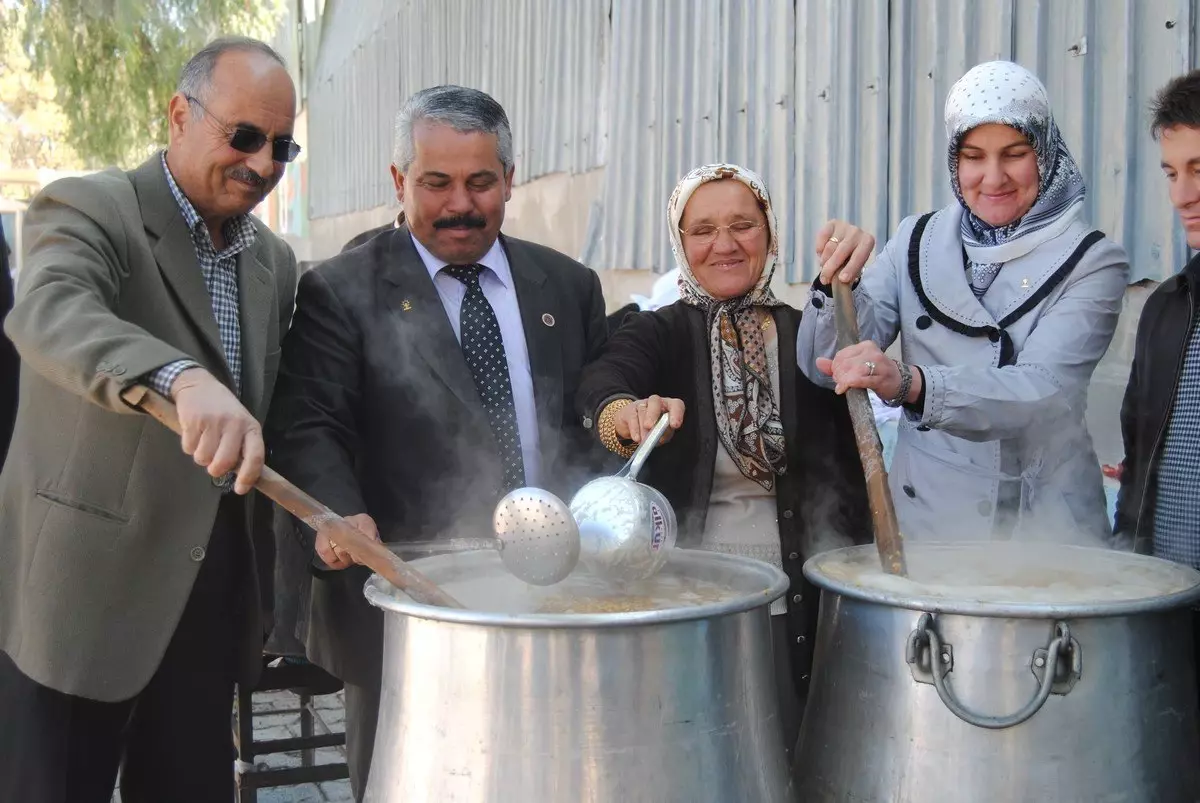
[36,490,132,525]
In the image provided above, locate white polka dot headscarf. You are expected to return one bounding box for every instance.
[944,60,1087,250]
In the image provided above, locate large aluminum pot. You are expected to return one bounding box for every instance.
[363,549,793,803]
[794,542,1200,803]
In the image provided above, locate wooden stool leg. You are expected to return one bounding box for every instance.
[300,690,314,767]
[235,684,258,803]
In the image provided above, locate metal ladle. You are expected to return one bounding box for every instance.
[570,412,678,582]
[386,487,580,586]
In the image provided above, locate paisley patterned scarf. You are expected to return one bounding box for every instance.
[668,163,786,490]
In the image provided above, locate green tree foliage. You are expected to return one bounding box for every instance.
[2,0,284,168]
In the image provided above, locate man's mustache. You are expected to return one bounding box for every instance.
[227,166,267,190]
[433,214,487,230]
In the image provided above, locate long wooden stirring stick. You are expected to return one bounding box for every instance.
[831,282,908,576]
[121,385,464,608]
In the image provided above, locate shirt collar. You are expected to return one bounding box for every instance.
[409,232,511,289]
[160,152,257,257]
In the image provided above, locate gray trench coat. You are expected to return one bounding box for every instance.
[798,204,1129,544]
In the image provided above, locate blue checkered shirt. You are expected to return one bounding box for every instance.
[1153,313,1200,570]
[147,153,256,397]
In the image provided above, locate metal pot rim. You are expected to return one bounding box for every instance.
[803,543,1200,618]
[363,550,790,628]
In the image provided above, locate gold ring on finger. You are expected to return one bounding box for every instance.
[828,236,841,245]
[328,540,339,551]
[864,360,876,376]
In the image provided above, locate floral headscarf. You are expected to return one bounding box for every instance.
[668,163,786,490]
[945,61,1087,295]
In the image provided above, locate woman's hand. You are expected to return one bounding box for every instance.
[816,341,921,404]
[613,395,686,445]
[814,220,876,286]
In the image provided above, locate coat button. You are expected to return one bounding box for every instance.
[916,425,930,432]
[582,416,593,429]
[987,328,1001,343]
[788,551,799,561]
[811,295,824,309]
[977,500,993,516]
[782,509,794,520]
[903,484,916,498]
[795,635,806,644]
[112,366,126,376]
[189,546,206,562]
[916,315,932,330]
[211,476,224,487]
[792,594,802,604]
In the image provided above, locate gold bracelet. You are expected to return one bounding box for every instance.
[597,398,636,458]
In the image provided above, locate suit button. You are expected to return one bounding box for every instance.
[903,484,916,498]
[189,546,206,562]
[112,366,126,376]
[795,635,805,644]
[978,500,993,516]
[582,416,593,429]
[788,552,799,561]
[782,509,794,520]
[792,594,802,604]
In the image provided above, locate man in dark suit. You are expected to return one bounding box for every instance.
[0,217,17,467]
[267,85,608,799]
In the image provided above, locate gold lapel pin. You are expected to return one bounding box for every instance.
[1020,278,1031,290]
[402,299,413,312]
[542,313,555,327]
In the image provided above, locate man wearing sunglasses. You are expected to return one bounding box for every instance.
[0,37,299,802]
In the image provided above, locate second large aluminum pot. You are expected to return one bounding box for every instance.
[362,549,793,803]
[793,542,1200,803]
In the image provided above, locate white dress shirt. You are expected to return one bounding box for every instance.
[410,233,541,486]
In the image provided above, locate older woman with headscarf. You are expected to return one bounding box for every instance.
[798,61,1130,545]
[576,163,875,754]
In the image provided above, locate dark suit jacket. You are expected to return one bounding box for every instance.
[0,217,16,468]
[267,225,609,685]
[576,302,870,695]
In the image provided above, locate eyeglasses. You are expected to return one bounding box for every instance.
[185,95,302,163]
[678,220,767,244]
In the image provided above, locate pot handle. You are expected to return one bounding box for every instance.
[906,613,1078,730]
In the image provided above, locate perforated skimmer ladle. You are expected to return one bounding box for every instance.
[386,487,580,586]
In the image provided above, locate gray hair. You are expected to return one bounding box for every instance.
[178,36,287,103]
[392,85,514,174]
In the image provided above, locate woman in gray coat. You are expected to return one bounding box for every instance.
[798,61,1129,544]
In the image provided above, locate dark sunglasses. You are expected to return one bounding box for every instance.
[186,95,302,163]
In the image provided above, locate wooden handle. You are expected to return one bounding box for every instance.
[831,283,908,577]
[121,385,464,607]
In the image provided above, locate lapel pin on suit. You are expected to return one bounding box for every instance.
[402,299,413,311]
[542,313,555,327]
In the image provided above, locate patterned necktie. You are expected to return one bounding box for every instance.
[444,264,526,492]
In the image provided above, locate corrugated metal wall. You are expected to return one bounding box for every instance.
[307,0,1200,282]
[307,0,608,218]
